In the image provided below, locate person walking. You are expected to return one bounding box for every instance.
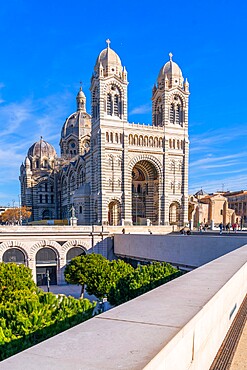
[219,222,223,235]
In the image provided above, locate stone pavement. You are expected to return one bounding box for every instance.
[229,319,247,370]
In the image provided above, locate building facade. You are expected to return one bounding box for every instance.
[20,42,190,227]
[224,190,247,225]
[189,190,237,228]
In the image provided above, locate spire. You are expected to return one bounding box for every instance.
[184,77,189,92]
[169,52,173,61]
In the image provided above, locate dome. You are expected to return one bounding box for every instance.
[77,86,85,99]
[157,53,184,88]
[94,39,123,76]
[61,110,91,139]
[27,137,57,159]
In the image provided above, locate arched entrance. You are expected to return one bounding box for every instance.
[169,202,181,225]
[108,200,121,226]
[42,209,52,220]
[36,247,57,286]
[3,248,27,265]
[66,247,86,263]
[132,161,159,225]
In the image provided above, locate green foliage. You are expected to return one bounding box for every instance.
[108,262,181,306]
[0,263,96,361]
[65,254,181,306]
[65,254,134,299]
[0,263,37,302]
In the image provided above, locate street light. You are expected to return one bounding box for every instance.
[46,270,50,292]
[18,194,22,226]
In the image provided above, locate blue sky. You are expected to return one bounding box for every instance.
[0,0,247,205]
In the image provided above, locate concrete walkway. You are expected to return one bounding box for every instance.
[39,284,96,301]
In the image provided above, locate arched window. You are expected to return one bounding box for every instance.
[66,247,86,263]
[114,95,119,116]
[78,170,84,186]
[170,103,175,123]
[157,106,163,126]
[3,248,26,265]
[176,104,181,124]
[92,87,99,119]
[43,159,48,168]
[110,132,113,143]
[115,133,118,143]
[107,94,113,115]
[106,132,109,142]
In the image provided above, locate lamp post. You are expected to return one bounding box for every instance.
[18,194,22,226]
[46,270,50,292]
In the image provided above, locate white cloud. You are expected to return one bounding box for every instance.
[129,103,152,115]
[0,91,73,204]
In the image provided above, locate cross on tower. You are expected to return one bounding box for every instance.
[106,39,111,48]
[169,52,173,61]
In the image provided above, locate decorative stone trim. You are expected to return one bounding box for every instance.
[0,241,29,260]
[29,240,61,261]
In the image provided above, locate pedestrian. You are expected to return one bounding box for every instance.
[219,222,223,235]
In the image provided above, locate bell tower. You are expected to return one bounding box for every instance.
[152,53,190,225]
[89,40,129,225]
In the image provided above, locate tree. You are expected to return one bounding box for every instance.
[64,253,109,298]
[1,206,31,225]
[0,263,37,302]
[65,254,134,299]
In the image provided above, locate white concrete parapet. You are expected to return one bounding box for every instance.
[1,245,247,369]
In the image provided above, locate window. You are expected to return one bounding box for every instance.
[107,94,113,115]
[114,95,119,116]
[170,104,175,123]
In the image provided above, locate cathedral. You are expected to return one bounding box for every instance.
[20,41,190,227]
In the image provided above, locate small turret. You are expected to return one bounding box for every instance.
[184,78,189,92]
[76,86,86,112]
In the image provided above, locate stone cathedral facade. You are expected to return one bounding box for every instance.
[20,42,190,227]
